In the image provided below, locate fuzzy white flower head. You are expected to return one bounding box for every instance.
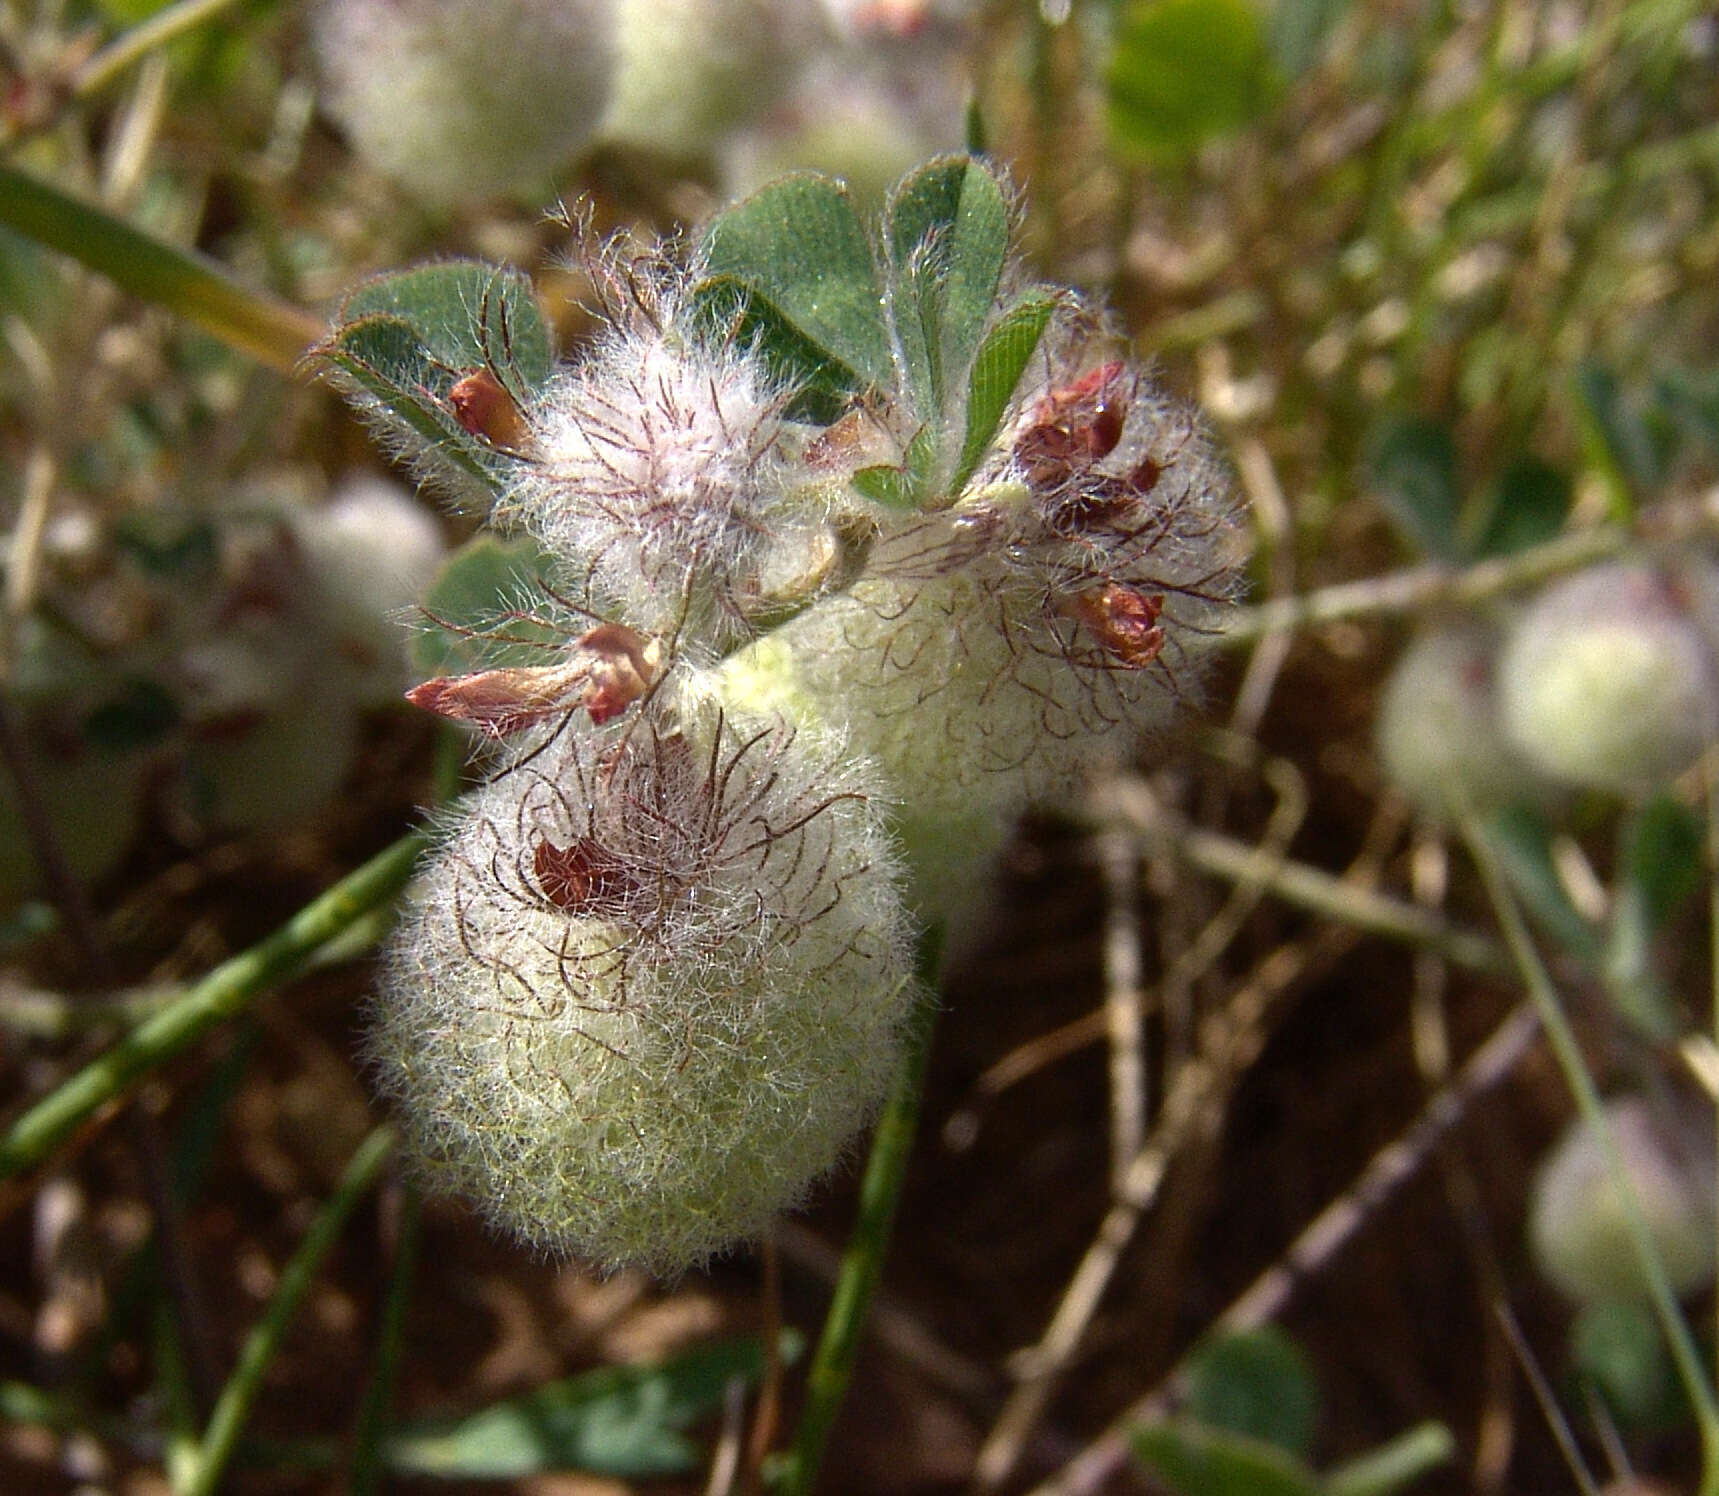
[1498,557,1719,795]
[1375,619,1554,822]
[370,677,918,1274]
[719,342,1242,927]
[499,256,852,657]
[313,0,616,205]
[599,0,829,160]
[1529,1094,1717,1305]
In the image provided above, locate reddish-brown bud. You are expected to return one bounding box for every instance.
[450,369,529,451]
[532,836,642,913]
[1066,584,1166,668]
[1017,361,1128,490]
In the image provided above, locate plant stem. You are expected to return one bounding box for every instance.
[349,1182,421,1496]
[1221,522,1632,646]
[1463,815,1719,1492]
[0,164,324,372]
[181,1125,396,1496]
[778,956,941,1493]
[0,831,426,1183]
[71,0,248,101]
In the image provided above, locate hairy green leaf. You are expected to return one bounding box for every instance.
[699,173,893,393]
[409,535,565,679]
[884,155,1011,428]
[953,291,1058,492]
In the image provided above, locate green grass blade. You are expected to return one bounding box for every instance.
[182,1125,396,1496]
[0,831,427,1181]
[0,165,323,371]
[349,1183,422,1496]
[778,934,942,1494]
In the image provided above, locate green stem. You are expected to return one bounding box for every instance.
[0,831,426,1182]
[181,1125,396,1496]
[71,0,248,101]
[0,164,324,371]
[349,1183,422,1496]
[1463,815,1719,1490]
[779,947,942,1493]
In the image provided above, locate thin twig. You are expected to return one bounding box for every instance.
[972,924,1358,1489]
[72,0,248,101]
[1495,1300,1603,1496]
[1097,825,1146,1191]
[1219,495,1719,648]
[1173,821,1509,974]
[1029,1003,1543,1496]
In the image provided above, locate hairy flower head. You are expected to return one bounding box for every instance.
[312,0,615,205]
[498,254,855,658]
[370,677,917,1273]
[1498,557,1719,795]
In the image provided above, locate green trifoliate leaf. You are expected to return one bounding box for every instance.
[1130,1418,1323,1496]
[336,261,552,385]
[1366,415,1462,562]
[382,1336,779,1478]
[320,262,549,493]
[684,275,864,423]
[1471,456,1572,558]
[853,426,939,510]
[698,173,894,394]
[1183,1327,1318,1460]
[952,290,1059,493]
[884,154,1012,431]
[409,535,564,679]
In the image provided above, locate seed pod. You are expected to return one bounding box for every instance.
[312,0,616,205]
[1528,1094,1717,1305]
[1498,558,1719,795]
[369,678,918,1274]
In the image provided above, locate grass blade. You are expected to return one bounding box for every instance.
[181,1125,396,1496]
[0,164,323,371]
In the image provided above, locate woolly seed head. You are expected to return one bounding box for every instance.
[770,347,1242,808]
[312,0,615,205]
[500,256,850,658]
[370,678,918,1275]
[1498,558,1719,795]
[1375,620,1554,822]
[1528,1095,1717,1305]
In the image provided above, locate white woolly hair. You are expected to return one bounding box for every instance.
[499,257,845,659]
[763,328,1245,823]
[313,0,615,206]
[1498,557,1719,794]
[368,678,918,1275]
